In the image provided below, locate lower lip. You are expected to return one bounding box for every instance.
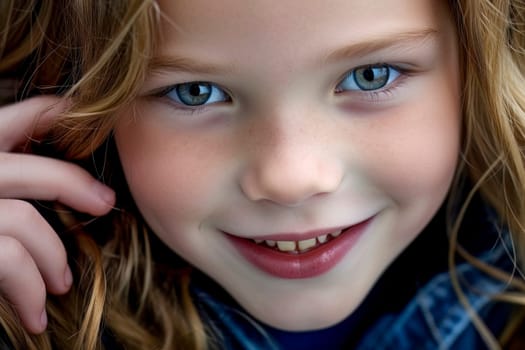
[225,218,373,279]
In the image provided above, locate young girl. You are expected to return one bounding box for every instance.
[0,0,524,349]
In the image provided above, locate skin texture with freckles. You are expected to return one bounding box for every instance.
[115,0,461,331]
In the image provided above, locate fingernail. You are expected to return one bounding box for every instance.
[93,182,115,206]
[64,267,73,288]
[40,310,48,329]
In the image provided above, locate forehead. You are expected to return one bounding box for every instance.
[154,0,453,73]
[156,1,450,39]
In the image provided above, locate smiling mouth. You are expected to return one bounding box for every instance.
[226,218,373,278]
[252,229,344,254]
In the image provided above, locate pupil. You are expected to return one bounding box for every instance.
[189,84,201,96]
[363,68,375,82]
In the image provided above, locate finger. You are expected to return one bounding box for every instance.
[0,153,115,216]
[0,96,66,151]
[0,199,71,296]
[0,235,48,334]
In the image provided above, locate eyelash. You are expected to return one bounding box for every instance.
[155,63,407,111]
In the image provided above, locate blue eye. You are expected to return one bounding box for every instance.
[337,65,401,92]
[164,82,230,106]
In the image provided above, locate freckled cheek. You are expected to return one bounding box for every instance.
[114,122,229,226]
[357,103,461,204]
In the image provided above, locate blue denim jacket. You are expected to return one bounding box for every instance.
[354,239,512,350]
[193,203,515,350]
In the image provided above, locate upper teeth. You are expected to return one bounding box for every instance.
[253,230,343,253]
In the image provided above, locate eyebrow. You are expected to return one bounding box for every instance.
[324,28,438,63]
[147,28,438,75]
[148,55,235,75]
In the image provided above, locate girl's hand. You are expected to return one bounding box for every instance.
[0,96,115,334]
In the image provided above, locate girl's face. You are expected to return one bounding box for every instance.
[115,0,461,331]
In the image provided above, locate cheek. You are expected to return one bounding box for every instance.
[113,117,228,229]
[356,93,461,211]
[352,91,461,275]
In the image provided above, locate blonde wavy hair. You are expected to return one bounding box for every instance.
[0,0,524,349]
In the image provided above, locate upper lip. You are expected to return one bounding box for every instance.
[223,218,372,241]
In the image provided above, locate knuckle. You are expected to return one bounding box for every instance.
[0,236,30,269]
[5,200,41,224]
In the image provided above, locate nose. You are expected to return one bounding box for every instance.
[239,115,343,206]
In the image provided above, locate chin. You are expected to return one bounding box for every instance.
[241,295,362,332]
